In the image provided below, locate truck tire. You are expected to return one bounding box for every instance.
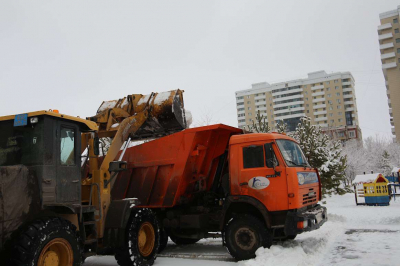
[115,208,160,266]
[169,235,201,245]
[8,217,82,266]
[223,214,272,261]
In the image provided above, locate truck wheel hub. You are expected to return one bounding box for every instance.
[235,228,256,251]
[138,222,155,257]
[38,238,73,266]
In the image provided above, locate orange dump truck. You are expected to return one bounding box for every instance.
[112,124,327,260]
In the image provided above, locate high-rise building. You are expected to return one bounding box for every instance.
[378,6,400,141]
[235,70,362,141]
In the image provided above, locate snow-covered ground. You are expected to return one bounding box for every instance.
[85,193,400,266]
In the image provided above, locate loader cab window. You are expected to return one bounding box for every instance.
[243,145,264,168]
[60,127,75,165]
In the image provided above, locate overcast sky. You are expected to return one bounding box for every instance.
[0,1,398,140]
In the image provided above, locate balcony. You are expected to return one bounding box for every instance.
[344,100,354,105]
[343,94,353,99]
[237,109,245,114]
[273,94,303,103]
[378,23,392,31]
[312,98,326,103]
[392,127,396,135]
[312,91,325,97]
[314,110,327,115]
[271,88,303,96]
[313,104,326,109]
[382,62,397,69]
[315,117,327,122]
[381,52,396,60]
[342,81,352,86]
[274,106,305,115]
[379,32,393,40]
[319,123,328,128]
[274,100,304,109]
[380,42,394,50]
[255,95,266,100]
[311,85,324,91]
[345,107,354,111]
[343,87,353,93]
[273,112,305,121]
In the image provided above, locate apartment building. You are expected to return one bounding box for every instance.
[235,70,362,141]
[378,6,400,142]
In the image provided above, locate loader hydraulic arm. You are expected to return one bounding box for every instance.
[82,89,186,238]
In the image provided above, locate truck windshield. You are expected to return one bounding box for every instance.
[0,119,44,166]
[276,139,309,167]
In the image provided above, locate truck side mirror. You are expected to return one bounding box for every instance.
[265,143,274,169]
[94,137,100,156]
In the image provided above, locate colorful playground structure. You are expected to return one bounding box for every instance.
[353,172,400,206]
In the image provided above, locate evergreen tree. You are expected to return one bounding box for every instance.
[247,110,270,133]
[276,120,288,134]
[378,150,392,176]
[291,117,348,195]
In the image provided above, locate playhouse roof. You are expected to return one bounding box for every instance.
[353,173,382,184]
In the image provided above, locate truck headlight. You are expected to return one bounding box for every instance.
[297,173,305,185]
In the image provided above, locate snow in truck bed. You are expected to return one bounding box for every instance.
[84,193,400,266]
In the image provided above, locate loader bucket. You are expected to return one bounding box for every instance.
[88,90,187,139]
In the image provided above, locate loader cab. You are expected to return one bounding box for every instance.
[0,111,97,206]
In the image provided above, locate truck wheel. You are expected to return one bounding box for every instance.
[169,235,200,245]
[158,228,169,253]
[115,208,160,266]
[9,217,82,266]
[223,214,272,261]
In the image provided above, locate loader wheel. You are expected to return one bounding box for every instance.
[158,227,169,253]
[8,217,82,266]
[115,208,160,266]
[169,234,201,245]
[223,214,272,261]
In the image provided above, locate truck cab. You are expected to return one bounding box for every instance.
[227,132,326,243]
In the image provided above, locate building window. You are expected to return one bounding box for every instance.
[327,87,331,91]
[330,119,334,123]
[337,99,341,104]
[307,110,310,113]
[338,112,342,116]
[305,97,308,101]
[306,104,309,107]
[338,118,343,123]
[329,113,333,117]
[398,58,400,63]
[316,115,319,118]
[335,86,339,90]
[248,107,251,110]
[326,81,330,85]
[338,132,345,137]
[337,105,342,109]
[334,80,338,83]
[329,106,333,110]
[248,112,252,116]
[394,18,398,24]
[336,92,340,96]
[328,100,332,104]
[247,95,250,98]
[327,94,331,98]
[396,29,400,34]
[349,131,356,138]
[305,91,308,95]
[323,108,326,111]
[396,38,400,43]
[247,101,251,104]
[237,102,244,106]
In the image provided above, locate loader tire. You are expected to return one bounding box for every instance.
[158,227,169,253]
[169,234,201,245]
[223,214,272,261]
[8,217,82,266]
[115,208,160,266]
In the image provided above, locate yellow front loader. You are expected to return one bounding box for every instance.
[0,90,186,266]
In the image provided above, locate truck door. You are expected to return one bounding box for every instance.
[56,121,81,203]
[238,142,288,211]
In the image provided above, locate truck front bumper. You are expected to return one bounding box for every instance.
[284,204,327,236]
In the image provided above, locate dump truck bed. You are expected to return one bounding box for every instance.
[111,124,242,207]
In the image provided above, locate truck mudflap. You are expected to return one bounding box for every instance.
[284,204,327,236]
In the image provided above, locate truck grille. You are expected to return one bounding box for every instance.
[303,189,317,205]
